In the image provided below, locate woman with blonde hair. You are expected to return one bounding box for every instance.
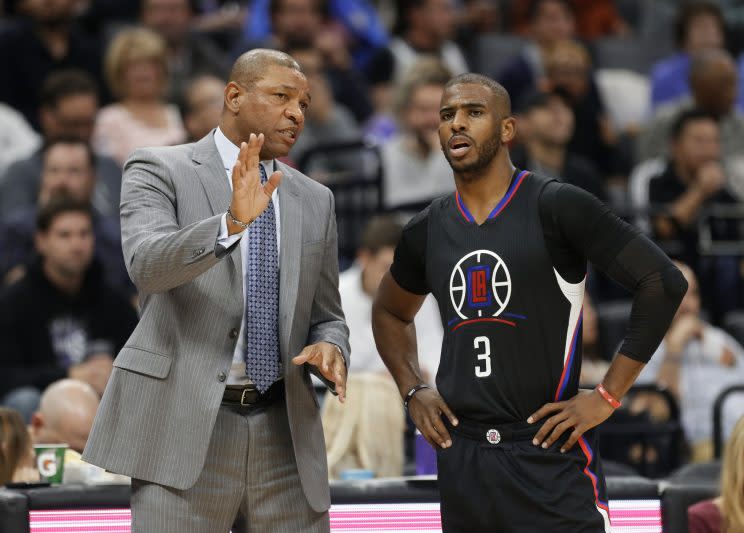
[689,415,744,532]
[93,27,186,166]
[0,407,38,485]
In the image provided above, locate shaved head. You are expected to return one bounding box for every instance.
[444,73,511,115]
[32,379,99,453]
[229,48,303,87]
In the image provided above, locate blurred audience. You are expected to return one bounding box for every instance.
[368,0,467,86]
[541,39,618,177]
[508,0,626,40]
[512,89,606,201]
[323,215,442,479]
[650,1,727,113]
[286,42,362,178]
[496,0,575,99]
[0,70,122,218]
[688,415,744,532]
[140,0,230,101]
[0,0,104,129]
[635,262,744,462]
[181,74,225,141]
[0,196,138,421]
[578,295,609,387]
[0,103,41,178]
[639,49,744,167]
[0,138,130,292]
[0,408,38,486]
[382,58,453,208]
[235,0,374,123]
[93,27,186,166]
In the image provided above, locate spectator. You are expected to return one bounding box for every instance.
[635,262,744,462]
[93,28,186,166]
[496,0,575,100]
[638,49,744,167]
[0,70,123,219]
[0,197,138,422]
[286,42,361,179]
[381,58,454,208]
[512,89,607,201]
[650,1,726,113]
[0,103,41,178]
[508,0,626,40]
[0,138,129,293]
[688,415,744,532]
[323,215,442,478]
[140,0,230,101]
[369,0,467,85]
[30,379,99,454]
[541,39,618,177]
[234,0,375,124]
[181,74,225,142]
[647,109,738,269]
[0,408,38,485]
[0,0,104,129]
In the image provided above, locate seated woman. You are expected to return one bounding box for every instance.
[0,407,38,485]
[93,28,186,166]
[688,415,744,532]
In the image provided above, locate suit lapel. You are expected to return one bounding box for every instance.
[278,162,302,361]
[191,132,242,276]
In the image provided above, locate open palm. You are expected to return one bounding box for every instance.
[229,133,282,227]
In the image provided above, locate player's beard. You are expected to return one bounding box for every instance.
[443,134,502,180]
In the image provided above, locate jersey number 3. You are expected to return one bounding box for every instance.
[474,336,491,377]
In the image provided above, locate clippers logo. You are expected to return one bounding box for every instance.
[450,250,511,320]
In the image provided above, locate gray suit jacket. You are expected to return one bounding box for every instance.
[82,132,349,512]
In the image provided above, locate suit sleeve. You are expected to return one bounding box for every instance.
[306,189,351,372]
[120,148,239,294]
[543,182,688,363]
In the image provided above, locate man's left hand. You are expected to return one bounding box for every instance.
[528,389,615,453]
[292,342,346,402]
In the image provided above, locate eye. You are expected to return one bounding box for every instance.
[275,93,288,101]
[300,101,309,111]
[441,112,453,121]
[470,109,483,117]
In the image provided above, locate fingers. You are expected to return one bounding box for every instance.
[527,401,563,424]
[438,399,459,427]
[263,170,282,197]
[231,133,265,190]
[531,406,567,446]
[291,345,314,365]
[333,357,347,403]
[561,429,582,453]
[540,417,573,449]
[410,394,454,449]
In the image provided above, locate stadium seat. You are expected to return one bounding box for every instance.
[660,482,718,533]
[471,34,528,76]
[0,488,29,532]
[722,310,744,347]
[667,460,721,484]
[713,385,744,458]
[592,37,654,74]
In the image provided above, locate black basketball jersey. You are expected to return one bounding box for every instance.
[396,170,585,424]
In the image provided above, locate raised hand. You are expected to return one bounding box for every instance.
[228,133,282,234]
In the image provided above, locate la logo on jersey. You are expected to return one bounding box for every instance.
[449,250,511,320]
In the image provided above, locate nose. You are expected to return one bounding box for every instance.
[450,109,467,132]
[285,102,303,124]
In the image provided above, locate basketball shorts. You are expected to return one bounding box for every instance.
[437,419,611,533]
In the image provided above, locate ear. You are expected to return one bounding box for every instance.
[30,412,43,433]
[224,82,242,113]
[34,232,46,255]
[501,116,517,144]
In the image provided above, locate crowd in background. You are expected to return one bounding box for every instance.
[2,0,744,498]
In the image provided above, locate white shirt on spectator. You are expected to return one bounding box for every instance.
[339,264,442,381]
[637,324,744,444]
[0,103,40,180]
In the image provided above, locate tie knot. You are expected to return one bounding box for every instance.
[259,164,267,184]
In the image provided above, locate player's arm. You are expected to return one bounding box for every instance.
[530,183,688,451]
[372,211,459,449]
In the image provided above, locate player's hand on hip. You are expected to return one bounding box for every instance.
[408,388,459,449]
[228,133,282,232]
[528,389,615,453]
[292,342,347,402]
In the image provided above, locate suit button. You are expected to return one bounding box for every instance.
[229,328,238,339]
[217,372,227,382]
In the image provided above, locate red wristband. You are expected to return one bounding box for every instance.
[596,383,622,409]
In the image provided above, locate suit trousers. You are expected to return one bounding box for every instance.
[130,398,330,533]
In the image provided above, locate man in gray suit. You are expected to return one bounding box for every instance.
[83,49,350,532]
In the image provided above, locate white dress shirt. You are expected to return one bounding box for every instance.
[213,127,281,385]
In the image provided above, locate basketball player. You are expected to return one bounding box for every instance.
[371,74,688,532]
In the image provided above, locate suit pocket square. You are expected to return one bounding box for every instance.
[114,346,172,379]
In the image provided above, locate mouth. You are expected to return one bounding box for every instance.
[277,128,298,144]
[448,136,473,158]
